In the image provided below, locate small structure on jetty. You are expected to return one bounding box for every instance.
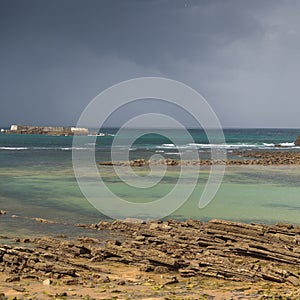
[5,125,89,136]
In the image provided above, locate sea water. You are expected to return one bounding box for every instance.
[0,128,300,237]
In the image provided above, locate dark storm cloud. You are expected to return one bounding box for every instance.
[0,0,300,127]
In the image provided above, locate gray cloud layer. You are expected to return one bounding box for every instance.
[0,0,300,128]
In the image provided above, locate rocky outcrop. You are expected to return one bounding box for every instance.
[232,151,300,165]
[5,125,89,136]
[0,238,87,278]
[295,135,300,146]
[89,219,300,285]
[99,152,300,167]
[2,219,300,286]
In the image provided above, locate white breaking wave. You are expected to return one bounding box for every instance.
[0,147,28,150]
[165,152,181,155]
[187,143,255,149]
[279,142,295,147]
[61,147,91,151]
[1,141,298,152]
[156,141,299,150]
[161,143,176,148]
[88,133,115,137]
[0,146,89,151]
[158,143,258,150]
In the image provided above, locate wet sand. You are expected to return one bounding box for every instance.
[1,268,299,300]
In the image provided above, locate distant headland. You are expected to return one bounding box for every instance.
[2,124,89,136]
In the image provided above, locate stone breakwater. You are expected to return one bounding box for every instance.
[2,219,300,287]
[99,151,300,167]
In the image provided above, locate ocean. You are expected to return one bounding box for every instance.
[1,128,300,238]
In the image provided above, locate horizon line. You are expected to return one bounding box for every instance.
[1,124,300,130]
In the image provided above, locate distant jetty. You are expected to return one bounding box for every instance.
[3,124,89,136]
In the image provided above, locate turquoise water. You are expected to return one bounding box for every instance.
[0,128,300,237]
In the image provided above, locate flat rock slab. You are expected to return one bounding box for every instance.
[1,219,300,287]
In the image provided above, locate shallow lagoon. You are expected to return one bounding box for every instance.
[1,160,300,238]
[1,130,300,237]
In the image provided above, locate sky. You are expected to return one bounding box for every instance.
[1,0,300,128]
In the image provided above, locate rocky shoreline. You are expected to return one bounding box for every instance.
[1,217,300,299]
[99,151,300,167]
